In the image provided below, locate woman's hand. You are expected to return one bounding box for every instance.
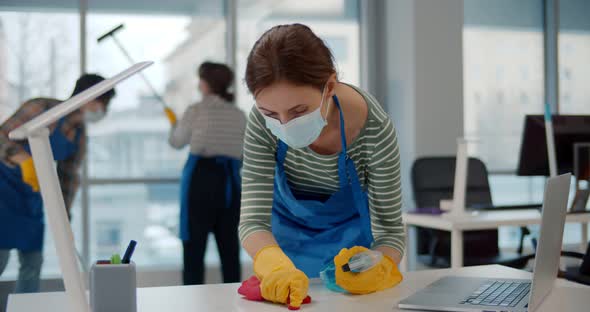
[253,245,310,309]
[20,157,40,192]
[164,107,177,125]
[334,246,403,294]
[10,154,40,192]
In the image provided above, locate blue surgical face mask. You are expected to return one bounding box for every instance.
[261,87,330,149]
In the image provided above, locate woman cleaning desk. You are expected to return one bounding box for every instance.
[238,24,405,309]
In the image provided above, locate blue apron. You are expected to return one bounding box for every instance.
[179,154,241,241]
[0,117,81,251]
[271,95,374,278]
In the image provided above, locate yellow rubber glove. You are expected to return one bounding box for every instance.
[254,245,309,309]
[19,157,40,192]
[164,107,177,125]
[334,246,403,294]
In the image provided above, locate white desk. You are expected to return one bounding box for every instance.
[7,265,589,312]
[402,209,590,269]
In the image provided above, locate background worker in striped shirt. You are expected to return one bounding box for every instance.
[0,74,115,293]
[238,24,404,309]
[167,62,247,285]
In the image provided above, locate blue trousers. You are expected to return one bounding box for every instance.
[0,249,43,293]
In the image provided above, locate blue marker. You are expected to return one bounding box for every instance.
[122,240,137,264]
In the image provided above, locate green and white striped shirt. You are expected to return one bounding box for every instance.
[238,85,404,255]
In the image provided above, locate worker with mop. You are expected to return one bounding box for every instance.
[0,74,115,293]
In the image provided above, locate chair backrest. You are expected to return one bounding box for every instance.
[411,157,499,259]
[581,242,590,275]
[411,157,493,208]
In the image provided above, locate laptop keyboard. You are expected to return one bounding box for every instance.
[460,281,531,307]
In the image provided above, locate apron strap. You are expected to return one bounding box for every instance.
[334,95,371,241]
[275,95,354,189]
[276,139,289,167]
[55,116,69,136]
[332,95,348,155]
[215,157,241,209]
[73,125,83,145]
[333,95,356,189]
[342,145,372,242]
[57,116,82,146]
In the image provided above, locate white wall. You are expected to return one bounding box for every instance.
[377,0,464,208]
[413,0,464,157]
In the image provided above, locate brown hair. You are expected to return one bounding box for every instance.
[72,73,116,109]
[245,23,336,97]
[198,62,234,102]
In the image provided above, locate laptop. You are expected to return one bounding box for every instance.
[398,173,572,312]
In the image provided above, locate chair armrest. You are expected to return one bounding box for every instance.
[469,204,542,211]
[428,234,440,266]
[560,251,586,260]
[516,251,584,262]
[517,227,531,254]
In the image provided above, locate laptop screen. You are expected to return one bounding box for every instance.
[528,173,571,311]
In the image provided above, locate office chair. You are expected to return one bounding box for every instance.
[528,238,590,286]
[411,157,536,268]
[560,241,590,286]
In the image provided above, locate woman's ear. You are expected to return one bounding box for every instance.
[198,79,210,95]
[325,73,338,98]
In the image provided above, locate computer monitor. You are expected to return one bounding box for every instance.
[574,143,590,181]
[517,115,590,176]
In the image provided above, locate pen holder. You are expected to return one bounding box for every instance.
[90,262,137,312]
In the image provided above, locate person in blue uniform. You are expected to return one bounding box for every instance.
[0,74,115,293]
[167,62,247,285]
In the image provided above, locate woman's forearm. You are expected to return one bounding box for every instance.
[242,231,278,259]
[375,245,403,266]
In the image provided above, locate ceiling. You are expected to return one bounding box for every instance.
[0,0,223,16]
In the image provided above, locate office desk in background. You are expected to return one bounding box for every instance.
[7,265,590,312]
[402,209,590,269]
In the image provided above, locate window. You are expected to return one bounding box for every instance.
[464,1,589,249]
[559,0,590,114]
[464,0,546,249]
[86,1,227,268]
[463,0,544,171]
[86,12,219,179]
[96,220,122,259]
[0,7,79,123]
[0,3,81,279]
[0,0,364,280]
[90,184,181,266]
[235,0,361,113]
